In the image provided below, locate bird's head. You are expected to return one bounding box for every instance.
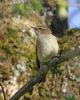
[31,26,51,36]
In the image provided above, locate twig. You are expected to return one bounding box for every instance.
[0,82,6,100]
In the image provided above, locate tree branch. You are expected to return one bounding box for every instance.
[10,47,80,100]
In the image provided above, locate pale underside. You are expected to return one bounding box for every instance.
[37,34,59,63]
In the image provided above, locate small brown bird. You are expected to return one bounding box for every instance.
[32,26,59,69]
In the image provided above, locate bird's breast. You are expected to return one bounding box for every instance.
[37,35,59,62]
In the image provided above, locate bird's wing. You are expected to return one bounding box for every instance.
[36,41,40,69]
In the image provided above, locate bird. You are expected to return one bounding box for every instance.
[32,26,59,70]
